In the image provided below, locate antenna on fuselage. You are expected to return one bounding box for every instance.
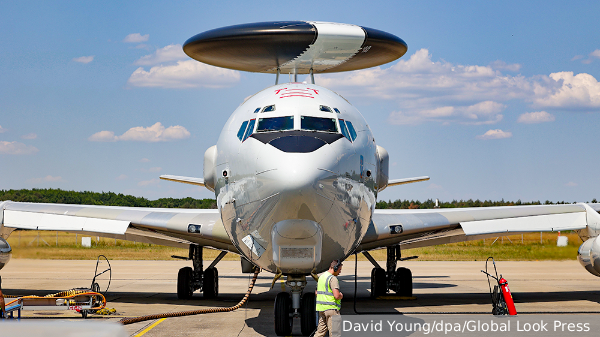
[275,68,280,85]
[310,68,315,85]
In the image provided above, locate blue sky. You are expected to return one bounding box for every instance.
[1,1,600,203]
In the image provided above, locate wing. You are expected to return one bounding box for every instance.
[0,201,237,252]
[358,203,600,251]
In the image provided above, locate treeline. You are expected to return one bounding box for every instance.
[0,189,217,209]
[376,198,598,209]
[1,189,595,210]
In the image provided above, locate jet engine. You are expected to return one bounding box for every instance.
[578,236,600,277]
[203,145,217,192]
[0,237,11,271]
[376,145,389,192]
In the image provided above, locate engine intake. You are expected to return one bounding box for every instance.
[203,145,217,192]
[376,145,389,192]
[578,236,600,277]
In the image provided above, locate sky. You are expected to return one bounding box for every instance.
[1,1,600,203]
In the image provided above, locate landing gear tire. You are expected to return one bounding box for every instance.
[300,292,317,336]
[177,266,194,299]
[274,292,293,336]
[371,267,387,298]
[394,267,413,297]
[203,267,218,299]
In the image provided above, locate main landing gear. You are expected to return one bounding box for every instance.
[176,245,227,299]
[364,245,414,298]
[274,275,317,336]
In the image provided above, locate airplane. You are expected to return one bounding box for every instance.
[2,21,600,336]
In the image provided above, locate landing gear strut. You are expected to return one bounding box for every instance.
[176,245,226,299]
[364,245,414,298]
[274,275,316,336]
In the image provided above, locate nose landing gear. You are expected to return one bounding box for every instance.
[175,245,226,299]
[274,275,317,336]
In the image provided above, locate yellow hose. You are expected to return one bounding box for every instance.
[119,268,260,325]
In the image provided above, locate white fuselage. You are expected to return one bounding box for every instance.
[213,83,378,275]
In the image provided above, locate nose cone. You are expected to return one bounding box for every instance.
[279,156,327,192]
[256,137,339,212]
[259,150,338,225]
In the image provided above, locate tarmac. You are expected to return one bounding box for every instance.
[1,259,599,336]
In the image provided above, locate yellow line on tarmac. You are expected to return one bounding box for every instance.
[135,318,166,337]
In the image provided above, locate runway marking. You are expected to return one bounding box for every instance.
[134,318,166,337]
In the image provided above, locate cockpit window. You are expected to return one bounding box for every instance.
[339,119,351,142]
[301,116,338,133]
[237,120,249,140]
[262,105,276,113]
[333,108,341,114]
[253,108,261,113]
[345,121,357,141]
[242,119,256,141]
[319,105,333,113]
[256,116,294,132]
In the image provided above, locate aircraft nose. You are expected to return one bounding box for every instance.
[255,143,339,225]
[279,157,325,192]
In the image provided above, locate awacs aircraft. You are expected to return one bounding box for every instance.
[2,21,600,336]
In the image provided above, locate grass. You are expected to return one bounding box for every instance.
[6,231,238,260]
[5,230,582,261]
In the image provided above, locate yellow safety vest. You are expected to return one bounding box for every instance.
[316,271,341,311]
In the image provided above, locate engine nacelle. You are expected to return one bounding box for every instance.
[376,145,389,192]
[0,237,11,271]
[203,145,217,192]
[578,236,600,277]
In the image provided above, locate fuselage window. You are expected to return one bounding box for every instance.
[338,119,352,142]
[242,119,256,141]
[253,108,261,113]
[301,116,338,133]
[237,120,249,140]
[345,121,357,141]
[256,116,294,132]
[262,105,276,113]
[333,108,341,114]
[319,105,333,113]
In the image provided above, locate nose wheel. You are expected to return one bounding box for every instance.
[274,292,292,336]
[300,292,317,335]
[274,275,315,336]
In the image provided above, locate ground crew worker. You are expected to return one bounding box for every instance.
[315,260,343,337]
